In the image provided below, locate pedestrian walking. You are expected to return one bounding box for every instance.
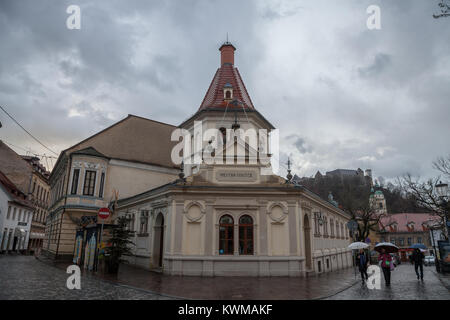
[378,248,393,286]
[411,248,424,280]
[357,249,369,283]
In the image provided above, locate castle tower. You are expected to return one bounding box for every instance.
[369,187,387,215]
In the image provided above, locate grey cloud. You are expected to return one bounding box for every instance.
[287,135,313,154]
[358,53,391,78]
[0,0,448,180]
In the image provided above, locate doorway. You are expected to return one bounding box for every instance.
[153,213,164,268]
[303,214,312,269]
[12,237,18,251]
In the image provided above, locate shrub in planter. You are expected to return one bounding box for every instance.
[104,216,135,274]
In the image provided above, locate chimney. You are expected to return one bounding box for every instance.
[219,42,236,66]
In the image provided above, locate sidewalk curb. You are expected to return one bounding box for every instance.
[35,256,185,300]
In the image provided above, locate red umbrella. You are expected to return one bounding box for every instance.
[375,242,399,253]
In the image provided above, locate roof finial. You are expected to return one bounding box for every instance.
[286,157,293,183]
[226,32,229,43]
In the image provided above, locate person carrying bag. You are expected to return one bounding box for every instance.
[378,248,393,286]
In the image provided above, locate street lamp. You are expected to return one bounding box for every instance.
[436,181,448,198]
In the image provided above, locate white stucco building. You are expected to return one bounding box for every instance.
[113,43,353,276]
[0,171,34,254]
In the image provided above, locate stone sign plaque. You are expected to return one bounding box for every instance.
[215,170,258,182]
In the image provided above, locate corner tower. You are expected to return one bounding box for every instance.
[179,41,276,177]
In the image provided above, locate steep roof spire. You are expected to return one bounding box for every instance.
[198,42,254,111]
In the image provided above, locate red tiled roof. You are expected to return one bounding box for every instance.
[199,52,255,111]
[379,213,440,233]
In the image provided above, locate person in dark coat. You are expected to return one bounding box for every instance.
[357,249,369,283]
[411,248,424,280]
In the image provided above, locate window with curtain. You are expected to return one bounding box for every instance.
[83,170,96,196]
[219,215,234,255]
[239,215,253,255]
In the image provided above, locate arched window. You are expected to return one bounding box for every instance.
[219,215,234,255]
[239,215,253,255]
[225,90,231,99]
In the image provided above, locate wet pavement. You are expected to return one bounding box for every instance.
[1,254,358,300]
[3,255,448,300]
[0,255,175,300]
[326,263,450,300]
[94,261,359,299]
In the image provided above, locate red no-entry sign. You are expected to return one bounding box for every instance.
[98,207,110,220]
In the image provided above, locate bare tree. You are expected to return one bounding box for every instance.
[433,0,450,18]
[336,176,384,242]
[398,173,448,240]
[349,206,384,242]
[433,154,450,178]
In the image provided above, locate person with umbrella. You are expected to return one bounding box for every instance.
[375,242,398,287]
[357,249,369,283]
[348,242,370,281]
[411,244,426,280]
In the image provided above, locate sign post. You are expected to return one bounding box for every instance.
[96,207,110,272]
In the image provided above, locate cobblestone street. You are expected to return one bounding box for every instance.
[1,255,449,300]
[0,254,359,300]
[0,255,176,300]
[326,263,450,300]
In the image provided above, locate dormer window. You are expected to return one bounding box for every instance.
[223,83,233,101]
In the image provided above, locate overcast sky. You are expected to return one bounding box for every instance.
[0,0,449,181]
